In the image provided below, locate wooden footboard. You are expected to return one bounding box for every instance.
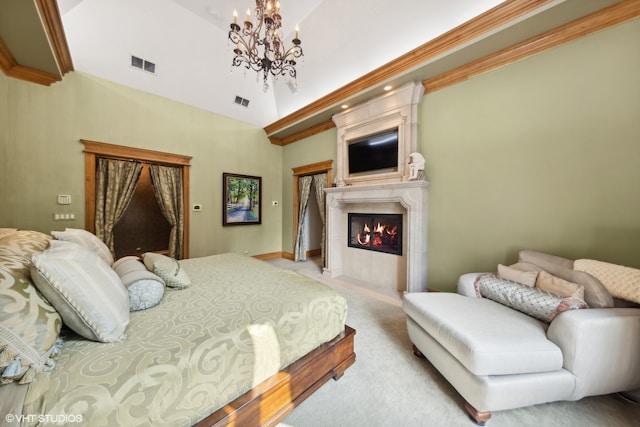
[195,325,356,427]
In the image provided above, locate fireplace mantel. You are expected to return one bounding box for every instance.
[324,181,429,293]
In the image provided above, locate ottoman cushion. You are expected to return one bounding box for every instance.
[403,292,563,376]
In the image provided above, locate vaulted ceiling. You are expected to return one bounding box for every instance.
[1,0,636,144]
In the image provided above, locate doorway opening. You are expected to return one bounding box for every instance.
[292,160,333,264]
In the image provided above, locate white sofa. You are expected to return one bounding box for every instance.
[403,250,640,425]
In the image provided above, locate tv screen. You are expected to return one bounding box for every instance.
[348,129,398,174]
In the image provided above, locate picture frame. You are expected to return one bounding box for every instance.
[223,173,262,226]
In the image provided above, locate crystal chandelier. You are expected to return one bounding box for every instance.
[228,1,303,91]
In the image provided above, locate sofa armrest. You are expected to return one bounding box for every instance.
[547,308,640,399]
[457,273,488,297]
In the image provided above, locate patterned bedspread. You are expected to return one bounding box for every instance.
[21,253,347,426]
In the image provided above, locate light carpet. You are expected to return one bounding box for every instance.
[269,257,640,427]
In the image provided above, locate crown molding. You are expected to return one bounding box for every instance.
[423,0,640,93]
[0,0,73,86]
[265,0,638,146]
[263,0,555,140]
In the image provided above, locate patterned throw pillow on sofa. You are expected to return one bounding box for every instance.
[474,274,588,323]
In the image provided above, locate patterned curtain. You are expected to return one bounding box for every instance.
[149,164,184,259]
[95,158,142,256]
[294,175,313,261]
[312,173,328,267]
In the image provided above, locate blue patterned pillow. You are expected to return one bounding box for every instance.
[474,274,588,323]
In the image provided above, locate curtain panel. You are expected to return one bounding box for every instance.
[149,165,184,259]
[95,158,143,256]
[294,175,314,261]
[312,173,328,266]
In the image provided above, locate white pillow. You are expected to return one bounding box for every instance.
[112,256,165,311]
[142,252,191,289]
[51,228,114,266]
[30,240,129,342]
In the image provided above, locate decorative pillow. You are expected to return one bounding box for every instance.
[142,252,191,289]
[497,264,538,287]
[30,240,129,342]
[574,259,640,305]
[112,256,165,311]
[0,228,18,239]
[518,250,574,273]
[474,274,588,323]
[0,230,51,280]
[51,228,114,266]
[508,257,613,309]
[1,269,62,385]
[535,270,584,299]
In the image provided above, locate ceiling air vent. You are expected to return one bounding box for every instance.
[234,95,250,108]
[131,55,156,74]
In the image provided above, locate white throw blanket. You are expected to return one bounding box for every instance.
[574,259,640,304]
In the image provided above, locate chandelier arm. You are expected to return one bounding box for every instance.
[228,0,303,90]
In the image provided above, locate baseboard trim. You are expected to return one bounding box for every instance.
[306,248,321,258]
[253,252,286,261]
[252,252,296,261]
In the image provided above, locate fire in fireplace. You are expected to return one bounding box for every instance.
[348,213,402,255]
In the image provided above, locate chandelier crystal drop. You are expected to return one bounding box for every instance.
[228,1,303,91]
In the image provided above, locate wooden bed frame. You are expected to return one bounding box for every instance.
[196,325,356,426]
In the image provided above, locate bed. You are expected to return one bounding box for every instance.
[0,229,354,426]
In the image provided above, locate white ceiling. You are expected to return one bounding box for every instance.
[56,0,506,128]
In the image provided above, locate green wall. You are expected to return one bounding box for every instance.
[283,19,640,291]
[2,19,638,289]
[0,72,283,258]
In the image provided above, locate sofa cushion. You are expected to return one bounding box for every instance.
[475,274,587,323]
[518,250,574,273]
[535,271,584,299]
[497,264,538,287]
[510,260,613,309]
[574,259,640,305]
[403,292,563,376]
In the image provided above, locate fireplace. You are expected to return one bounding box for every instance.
[324,181,429,294]
[348,213,402,255]
[324,82,428,295]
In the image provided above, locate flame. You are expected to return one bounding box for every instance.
[357,223,371,245]
[351,217,400,251]
[357,232,370,245]
[374,222,385,234]
[386,224,397,236]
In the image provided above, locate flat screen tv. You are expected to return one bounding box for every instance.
[347,128,398,175]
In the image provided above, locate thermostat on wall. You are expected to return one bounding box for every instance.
[57,194,72,205]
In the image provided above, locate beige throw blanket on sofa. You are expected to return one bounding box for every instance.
[574,259,640,304]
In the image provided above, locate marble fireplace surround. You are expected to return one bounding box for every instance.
[324,181,429,293]
[323,81,428,294]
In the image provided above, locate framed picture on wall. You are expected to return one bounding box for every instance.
[223,173,262,226]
